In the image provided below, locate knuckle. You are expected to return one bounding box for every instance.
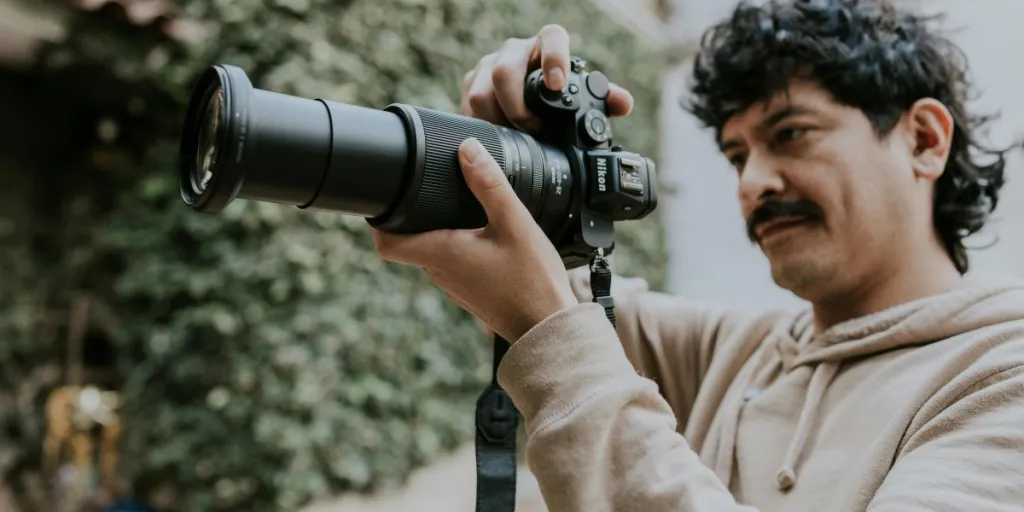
[467,90,492,111]
[477,169,507,192]
[490,61,516,84]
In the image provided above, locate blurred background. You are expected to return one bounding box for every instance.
[0,0,1019,511]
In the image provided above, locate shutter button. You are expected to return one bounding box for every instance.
[586,71,610,99]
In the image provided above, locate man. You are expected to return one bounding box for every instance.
[373,0,1024,510]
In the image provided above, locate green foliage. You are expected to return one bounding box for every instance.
[0,0,668,510]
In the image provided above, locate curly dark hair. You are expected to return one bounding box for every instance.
[686,0,1009,274]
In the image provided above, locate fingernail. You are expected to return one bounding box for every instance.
[462,138,484,163]
[548,68,565,90]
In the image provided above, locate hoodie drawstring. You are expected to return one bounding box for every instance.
[708,310,843,494]
[710,338,783,488]
[775,360,840,490]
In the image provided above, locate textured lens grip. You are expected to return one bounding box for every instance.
[373,107,506,233]
[415,108,504,229]
[368,105,573,237]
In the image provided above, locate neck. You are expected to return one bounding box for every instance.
[811,244,963,332]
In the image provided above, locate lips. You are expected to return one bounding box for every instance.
[755,216,816,241]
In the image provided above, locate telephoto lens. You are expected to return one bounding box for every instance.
[179,64,576,237]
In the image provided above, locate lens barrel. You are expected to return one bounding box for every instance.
[179,65,575,237]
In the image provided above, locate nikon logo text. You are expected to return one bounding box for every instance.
[596,157,607,192]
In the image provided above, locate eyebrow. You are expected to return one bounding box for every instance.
[718,105,819,153]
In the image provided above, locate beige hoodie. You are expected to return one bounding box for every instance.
[497,270,1024,511]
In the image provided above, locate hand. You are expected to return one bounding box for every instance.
[472,266,648,338]
[371,138,579,343]
[461,24,635,131]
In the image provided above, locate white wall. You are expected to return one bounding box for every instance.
[659,0,1024,308]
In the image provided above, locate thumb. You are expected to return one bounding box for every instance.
[459,138,530,232]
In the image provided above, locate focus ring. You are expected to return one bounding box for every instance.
[401,107,505,232]
[526,135,546,215]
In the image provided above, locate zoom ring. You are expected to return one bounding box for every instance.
[404,107,506,232]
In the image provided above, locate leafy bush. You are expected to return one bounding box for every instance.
[0,0,668,510]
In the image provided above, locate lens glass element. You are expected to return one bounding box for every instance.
[193,86,224,194]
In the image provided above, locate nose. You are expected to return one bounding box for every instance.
[738,151,786,213]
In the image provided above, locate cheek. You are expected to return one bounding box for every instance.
[790,149,890,249]
[842,159,909,250]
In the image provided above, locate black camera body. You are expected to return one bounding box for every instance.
[178,57,657,270]
[520,57,657,267]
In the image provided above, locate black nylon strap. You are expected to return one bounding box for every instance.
[590,248,616,328]
[473,248,615,511]
[475,335,518,512]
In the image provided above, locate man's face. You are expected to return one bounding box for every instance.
[718,80,923,302]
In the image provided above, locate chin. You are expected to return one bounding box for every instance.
[766,250,836,300]
[759,223,835,296]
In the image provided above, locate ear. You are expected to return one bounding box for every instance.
[905,98,954,182]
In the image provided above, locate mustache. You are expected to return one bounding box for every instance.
[746,199,825,243]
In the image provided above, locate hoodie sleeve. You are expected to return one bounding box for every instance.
[497,302,762,512]
[565,268,759,428]
[865,366,1024,511]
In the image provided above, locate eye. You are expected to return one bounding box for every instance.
[728,153,747,171]
[774,127,807,145]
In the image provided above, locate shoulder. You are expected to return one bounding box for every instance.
[903,322,1024,443]
[954,322,1024,387]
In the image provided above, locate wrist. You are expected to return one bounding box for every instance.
[509,291,579,343]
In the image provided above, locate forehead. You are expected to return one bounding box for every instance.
[718,81,840,146]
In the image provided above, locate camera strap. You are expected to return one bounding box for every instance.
[474,247,615,512]
[475,335,518,512]
[589,248,617,328]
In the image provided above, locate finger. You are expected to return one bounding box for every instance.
[461,54,492,117]
[532,24,571,90]
[459,138,530,233]
[465,54,512,126]
[607,83,634,117]
[371,227,459,269]
[461,55,492,116]
[460,69,478,115]
[490,39,541,132]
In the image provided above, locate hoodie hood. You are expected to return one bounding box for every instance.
[709,271,1024,491]
[782,271,1024,368]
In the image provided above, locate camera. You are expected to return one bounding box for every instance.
[178,57,658,269]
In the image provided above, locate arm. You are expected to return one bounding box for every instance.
[499,302,1024,512]
[865,366,1024,511]
[565,266,767,430]
[497,302,760,512]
